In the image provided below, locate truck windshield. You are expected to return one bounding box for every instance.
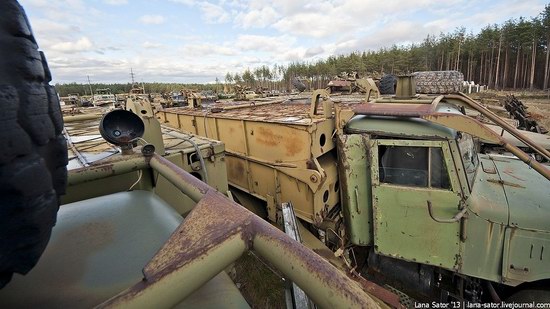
[457,132,478,187]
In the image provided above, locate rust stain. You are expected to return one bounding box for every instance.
[256,126,281,147]
[102,155,379,308]
[486,179,525,189]
[348,271,405,309]
[285,136,303,156]
[354,102,435,117]
[255,126,303,156]
[142,191,254,280]
[151,154,210,195]
[251,218,378,308]
[227,159,246,185]
[502,167,525,181]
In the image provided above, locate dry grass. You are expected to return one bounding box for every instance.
[228,252,287,309]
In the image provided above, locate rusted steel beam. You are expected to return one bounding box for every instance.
[422,113,550,181]
[221,99,285,111]
[254,231,380,308]
[354,96,444,117]
[348,272,405,309]
[101,154,380,308]
[67,155,148,186]
[445,93,550,161]
[63,113,102,122]
[149,154,211,202]
[354,103,435,117]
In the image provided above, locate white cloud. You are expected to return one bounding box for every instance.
[198,2,230,23]
[139,15,165,25]
[305,46,324,58]
[235,34,296,53]
[169,0,196,5]
[18,0,550,84]
[104,0,127,5]
[49,37,93,53]
[181,43,236,56]
[234,7,279,28]
[142,41,163,49]
[32,19,78,33]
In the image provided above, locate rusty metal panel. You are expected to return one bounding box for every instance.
[101,157,380,308]
[492,157,550,231]
[158,105,340,223]
[217,119,247,154]
[246,121,312,163]
[165,112,181,131]
[159,109,336,165]
[337,133,374,246]
[354,102,436,117]
[226,153,338,223]
[225,156,251,190]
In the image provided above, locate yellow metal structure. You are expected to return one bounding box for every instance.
[156,99,353,224]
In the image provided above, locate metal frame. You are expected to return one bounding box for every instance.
[355,95,550,182]
[72,154,379,308]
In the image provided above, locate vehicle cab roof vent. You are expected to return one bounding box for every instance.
[395,75,416,99]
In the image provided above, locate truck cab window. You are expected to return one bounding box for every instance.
[378,145,451,189]
[456,132,478,187]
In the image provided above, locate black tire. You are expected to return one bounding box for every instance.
[379,74,397,95]
[0,1,67,288]
[292,77,306,92]
[412,71,464,94]
[506,289,550,303]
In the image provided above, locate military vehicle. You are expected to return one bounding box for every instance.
[158,76,550,302]
[234,85,260,101]
[0,1,384,307]
[93,88,118,108]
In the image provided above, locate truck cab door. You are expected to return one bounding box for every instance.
[371,140,463,271]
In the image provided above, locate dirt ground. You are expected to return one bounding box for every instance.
[471,90,550,131]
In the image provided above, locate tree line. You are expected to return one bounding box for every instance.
[56,3,550,96]
[55,82,223,97]
[225,3,550,91]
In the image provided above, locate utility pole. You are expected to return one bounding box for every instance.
[87,75,93,96]
[130,68,136,85]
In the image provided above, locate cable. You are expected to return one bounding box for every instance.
[128,170,143,191]
[164,131,210,184]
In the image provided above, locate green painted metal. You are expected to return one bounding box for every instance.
[370,140,463,270]
[346,115,456,139]
[336,133,374,246]
[337,119,550,288]
[465,156,509,225]
[459,213,507,283]
[0,190,249,308]
[502,228,550,284]
[492,157,550,231]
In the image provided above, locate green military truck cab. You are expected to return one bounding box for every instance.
[158,76,550,302]
[338,96,550,301]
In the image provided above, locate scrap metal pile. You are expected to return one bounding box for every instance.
[504,94,548,134]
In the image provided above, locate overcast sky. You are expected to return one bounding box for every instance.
[19,0,548,84]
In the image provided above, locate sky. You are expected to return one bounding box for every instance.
[19,0,549,84]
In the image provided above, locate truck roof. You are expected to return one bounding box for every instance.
[346,102,459,139]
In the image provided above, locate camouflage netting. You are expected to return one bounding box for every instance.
[412,71,464,94]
